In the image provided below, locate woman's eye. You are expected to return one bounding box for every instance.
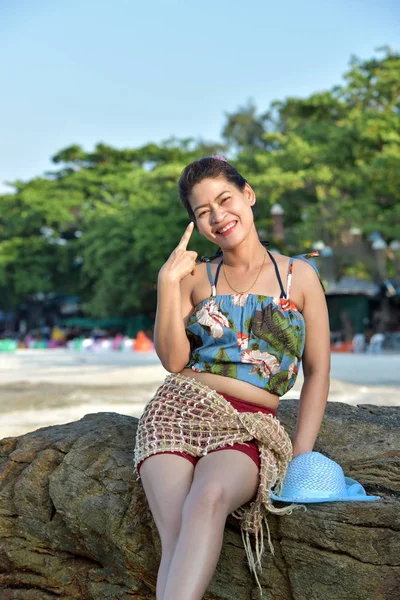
[198,211,208,218]
[221,197,230,203]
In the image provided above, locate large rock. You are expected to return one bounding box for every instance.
[0,401,398,600]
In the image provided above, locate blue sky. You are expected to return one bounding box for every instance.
[0,0,399,192]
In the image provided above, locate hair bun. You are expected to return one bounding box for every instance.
[211,155,228,162]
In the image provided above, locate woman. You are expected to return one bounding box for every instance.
[134,156,330,600]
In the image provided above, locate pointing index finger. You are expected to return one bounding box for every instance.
[177,222,194,250]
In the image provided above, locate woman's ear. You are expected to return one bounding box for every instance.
[244,183,256,207]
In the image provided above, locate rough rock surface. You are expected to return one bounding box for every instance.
[0,401,399,600]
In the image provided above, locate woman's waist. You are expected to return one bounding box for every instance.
[179,369,280,410]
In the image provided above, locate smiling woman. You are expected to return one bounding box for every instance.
[133,155,331,599]
[178,155,248,223]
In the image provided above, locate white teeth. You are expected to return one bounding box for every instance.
[218,222,235,234]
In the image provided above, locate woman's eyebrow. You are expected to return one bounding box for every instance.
[193,191,230,213]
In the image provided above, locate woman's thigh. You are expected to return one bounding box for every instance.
[140,454,195,543]
[187,450,260,516]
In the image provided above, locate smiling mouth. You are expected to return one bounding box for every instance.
[216,221,237,235]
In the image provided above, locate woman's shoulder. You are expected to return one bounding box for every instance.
[290,252,321,278]
[268,251,323,299]
[269,250,319,265]
[180,261,210,300]
[289,253,324,293]
[267,250,290,266]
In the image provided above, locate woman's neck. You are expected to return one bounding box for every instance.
[221,237,267,270]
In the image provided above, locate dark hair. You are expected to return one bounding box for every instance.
[178,156,247,222]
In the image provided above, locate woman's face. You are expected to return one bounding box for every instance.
[189,176,256,248]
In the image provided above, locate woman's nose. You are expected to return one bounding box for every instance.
[210,204,226,223]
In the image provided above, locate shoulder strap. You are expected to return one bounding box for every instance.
[213,260,223,295]
[286,251,321,299]
[206,260,223,296]
[205,261,215,296]
[267,251,286,298]
[286,258,295,300]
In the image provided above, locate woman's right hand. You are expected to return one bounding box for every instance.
[158,222,198,284]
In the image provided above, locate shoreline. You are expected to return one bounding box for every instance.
[1,350,399,439]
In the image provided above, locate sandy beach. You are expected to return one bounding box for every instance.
[1,349,399,439]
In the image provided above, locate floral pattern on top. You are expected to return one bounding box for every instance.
[185,253,321,396]
[287,361,298,380]
[195,298,230,338]
[273,297,300,312]
[240,349,280,378]
[232,293,249,306]
[236,332,249,350]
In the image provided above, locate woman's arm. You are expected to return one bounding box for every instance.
[154,223,198,372]
[154,273,195,372]
[291,261,331,458]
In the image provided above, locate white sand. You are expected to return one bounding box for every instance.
[1,349,399,439]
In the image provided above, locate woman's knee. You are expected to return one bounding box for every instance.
[139,454,194,542]
[159,526,180,553]
[151,506,183,550]
[182,480,228,521]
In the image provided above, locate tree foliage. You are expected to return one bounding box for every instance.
[1,48,399,318]
[225,48,400,268]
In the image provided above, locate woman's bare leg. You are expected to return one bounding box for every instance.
[163,450,259,600]
[139,454,194,599]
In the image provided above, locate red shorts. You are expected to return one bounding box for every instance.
[137,392,276,474]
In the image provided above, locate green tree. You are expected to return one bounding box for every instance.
[221,99,270,153]
[1,48,398,321]
[225,48,400,270]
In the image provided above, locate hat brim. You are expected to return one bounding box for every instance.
[270,477,380,503]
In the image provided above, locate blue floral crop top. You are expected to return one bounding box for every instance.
[185,251,320,397]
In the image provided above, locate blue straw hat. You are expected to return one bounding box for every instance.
[270,452,380,503]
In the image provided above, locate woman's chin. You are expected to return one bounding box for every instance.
[203,228,243,248]
[217,231,244,248]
